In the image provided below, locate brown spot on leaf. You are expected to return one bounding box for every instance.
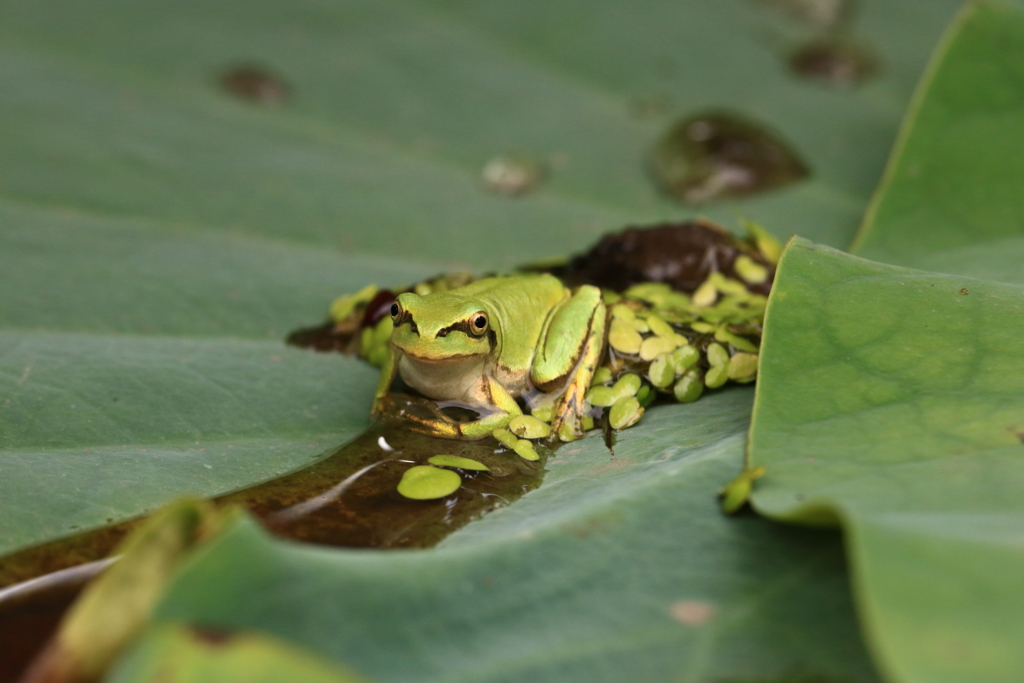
[220,65,290,105]
[191,625,235,646]
[669,599,716,626]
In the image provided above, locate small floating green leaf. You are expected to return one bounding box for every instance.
[329,284,378,323]
[719,465,766,514]
[646,314,675,338]
[396,466,461,500]
[427,455,490,472]
[648,355,675,389]
[734,255,769,284]
[612,373,643,398]
[585,385,618,407]
[705,363,729,389]
[639,335,678,361]
[609,396,644,430]
[531,407,554,423]
[727,352,759,382]
[491,428,519,450]
[669,345,700,374]
[706,342,730,368]
[508,414,553,439]
[609,318,643,354]
[513,439,541,461]
[673,369,705,403]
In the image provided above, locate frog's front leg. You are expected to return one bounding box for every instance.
[371,343,399,418]
[532,285,607,441]
[403,376,522,440]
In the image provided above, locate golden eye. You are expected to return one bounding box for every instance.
[470,312,489,336]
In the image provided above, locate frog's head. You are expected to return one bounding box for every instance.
[389,292,495,361]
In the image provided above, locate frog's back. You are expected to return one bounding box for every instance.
[454,274,568,371]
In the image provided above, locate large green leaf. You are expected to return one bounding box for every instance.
[0,0,968,680]
[749,240,1024,683]
[854,0,1024,276]
[0,0,962,555]
[747,5,1024,682]
[146,393,883,683]
[0,0,962,267]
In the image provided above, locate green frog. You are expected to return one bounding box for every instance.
[371,273,606,440]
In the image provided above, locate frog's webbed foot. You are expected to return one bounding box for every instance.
[381,379,521,441]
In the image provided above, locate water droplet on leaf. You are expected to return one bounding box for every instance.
[653,113,809,204]
[789,39,876,87]
[481,155,544,196]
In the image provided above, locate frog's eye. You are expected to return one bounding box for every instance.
[390,303,401,320]
[469,312,489,336]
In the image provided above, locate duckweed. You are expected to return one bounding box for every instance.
[719,465,766,514]
[611,304,636,322]
[742,219,781,263]
[692,280,718,307]
[509,414,552,439]
[613,374,643,397]
[636,385,656,409]
[639,335,678,361]
[705,363,729,389]
[492,428,519,449]
[531,406,554,423]
[514,439,541,461]
[630,318,651,333]
[646,314,675,338]
[609,318,643,354]
[715,328,759,353]
[609,396,644,429]
[673,369,704,403]
[330,284,378,323]
[586,385,619,407]
[397,466,462,500]
[706,342,730,368]
[728,353,759,382]
[734,255,768,284]
[669,345,700,373]
[648,355,675,388]
[428,455,490,471]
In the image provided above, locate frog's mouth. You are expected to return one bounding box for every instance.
[394,347,482,363]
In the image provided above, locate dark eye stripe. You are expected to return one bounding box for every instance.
[436,318,487,338]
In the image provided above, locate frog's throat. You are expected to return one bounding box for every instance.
[396,352,490,406]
